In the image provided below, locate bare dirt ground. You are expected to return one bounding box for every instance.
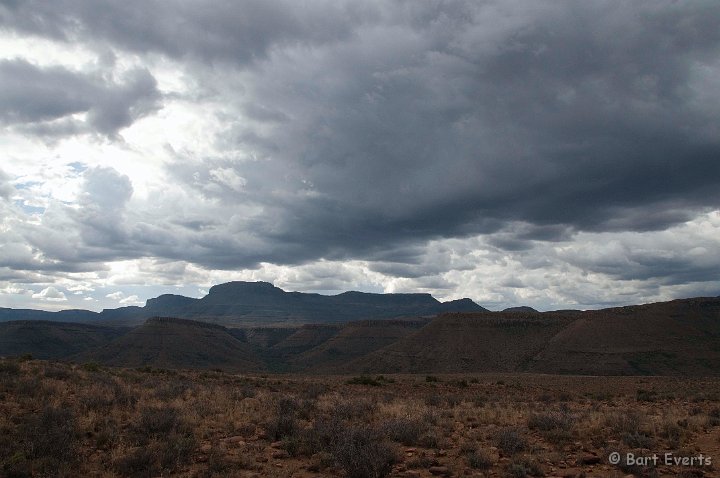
[1,358,719,477]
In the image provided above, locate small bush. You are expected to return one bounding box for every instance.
[265,397,300,441]
[332,398,377,420]
[383,417,428,446]
[446,394,462,408]
[707,407,720,427]
[137,406,181,438]
[154,381,189,401]
[467,449,494,470]
[623,430,655,449]
[407,454,438,469]
[528,411,573,432]
[425,375,440,383]
[113,447,157,477]
[82,361,101,372]
[332,425,397,478]
[346,375,383,386]
[158,432,196,471]
[17,406,78,474]
[636,388,658,402]
[302,382,327,399]
[495,428,528,455]
[0,361,21,376]
[507,457,544,477]
[424,394,443,407]
[44,365,71,380]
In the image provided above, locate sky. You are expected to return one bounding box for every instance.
[1,0,719,312]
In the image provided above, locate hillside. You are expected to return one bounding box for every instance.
[345,312,573,374]
[79,317,262,372]
[293,319,428,372]
[527,297,720,375]
[0,320,124,359]
[347,297,720,375]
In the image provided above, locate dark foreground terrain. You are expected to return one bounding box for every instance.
[2,358,720,478]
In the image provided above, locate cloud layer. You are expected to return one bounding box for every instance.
[1,0,719,311]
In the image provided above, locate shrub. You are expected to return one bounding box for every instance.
[265,397,300,441]
[425,375,440,383]
[332,398,377,420]
[467,449,494,470]
[332,425,397,478]
[154,381,189,401]
[424,394,443,407]
[346,375,383,386]
[82,361,101,372]
[44,365,71,380]
[495,428,528,455]
[707,407,720,427]
[507,457,544,477]
[158,432,196,471]
[18,406,78,474]
[113,447,157,477]
[383,417,428,446]
[407,454,438,469]
[137,406,181,438]
[636,389,658,402]
[446,394,462,408]
[302,382,327,399]
[623,430,655,449]
[528,411,573,432]
[0,360,21,376]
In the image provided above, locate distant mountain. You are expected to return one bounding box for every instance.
[0,281,487,326]
[502,306,538,313]
[78,317,262,372]
[0,320,125,359]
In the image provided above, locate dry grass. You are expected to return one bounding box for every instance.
[1,359,720,477]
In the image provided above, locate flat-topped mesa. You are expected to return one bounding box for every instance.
[333,290,439,306]
[207,281,282,296]
[145,294,198,309]
[144,316,228,331]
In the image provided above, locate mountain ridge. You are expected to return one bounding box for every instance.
[0,281,487,326]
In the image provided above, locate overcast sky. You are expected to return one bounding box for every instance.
[1,0,719,312]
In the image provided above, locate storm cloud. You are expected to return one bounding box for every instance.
[1,0,719,310]
[0,59,161,137]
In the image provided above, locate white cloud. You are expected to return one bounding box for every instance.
[119,294,141,305]
[31,286,67,301]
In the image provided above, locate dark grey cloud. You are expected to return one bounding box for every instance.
[1,0,719,304]
[0,0,372,64]
[0,59,161,137]
[173,0,720,268]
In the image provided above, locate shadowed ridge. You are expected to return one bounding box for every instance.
[0,320,124,359]
[292,318,430,372]
[80,315,263,371]
[144,316,228,330]
[527,296,720,375]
